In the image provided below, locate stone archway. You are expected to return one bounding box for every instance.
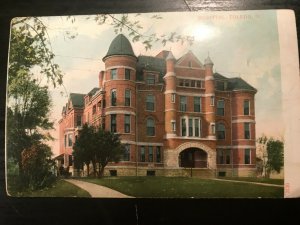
[164,142,216,169]
[179,148,207,168]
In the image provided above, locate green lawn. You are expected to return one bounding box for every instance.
[7,179,91,197]
[81,177,283,198]
[217,177,284,185]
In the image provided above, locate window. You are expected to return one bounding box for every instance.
[244,100,250,115]
[191,80,195,87]
[146,118,155,136]
[171,93,176,103]
[76,115,82,127]
[68,133,72,147]
[179,79,184,86]
[184,79,190,87]
[111,69,117,80]
[211,123,216,135]
[146,95,155,111]
[125,68,131,80]
[102,99,106,108]
[244,149,251,164]
[171,121,176,132]
[196,80,202,88]
[217,100,225,116]
[111,114,117,133]
[225,150,231,164]
[181,117,201,137]
[156,146,161,163]
[216,81,225,90]
[64,134,67,147]
[244,123,250,139]
[140,146,145,162]
[194,97,201,112]
[125,89,131,106]
[92,105,96,114]
[217,149,224,164]
[123,144,130,161]
[216,123,225,140]
[188,118,193,137]
[210,96,215,106]
[111,89,117,106]
[146,74,155,85]
[188,61,192,67]
[148,146,153,162]
[180,96,187,111]
[195,119,199,137]
[181,118,186,136]
[124,114,130,133]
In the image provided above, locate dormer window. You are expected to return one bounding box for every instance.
[216,81,225,91]
[146,74,155,85]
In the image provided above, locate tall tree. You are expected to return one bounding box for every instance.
[73,124,95,176]
[94,127,124,177]
[266,138,284,176]
[7,18,64,190]
[257,135,284,178]
[73,125,125,178]
[7,78,53,176]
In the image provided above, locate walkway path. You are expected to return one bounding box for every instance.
[65,179,134,198]
[212,178,284,188]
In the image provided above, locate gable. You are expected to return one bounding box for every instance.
[176,51,203,68]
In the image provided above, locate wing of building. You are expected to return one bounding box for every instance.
[58,34,257,178]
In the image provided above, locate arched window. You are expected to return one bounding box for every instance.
[146,117,155,136]
[216,123,225,140]
[111,89,117,106]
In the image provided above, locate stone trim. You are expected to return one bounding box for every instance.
[106,65,136,71]
[232,119,256,123]
[105,110,136,116]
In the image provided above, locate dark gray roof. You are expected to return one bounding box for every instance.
[214,73,256,92]
[136,55,166,81]
[103,34,136,61]
[69,93,85,108]
[214,72,228,80]
[227,77,257,92]
[87,87,100,96]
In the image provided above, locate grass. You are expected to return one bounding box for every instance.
[217,177,284,185]
[81,177,283,198]
[7,179,91,197]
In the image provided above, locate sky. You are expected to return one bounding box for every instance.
[21,11,283,156]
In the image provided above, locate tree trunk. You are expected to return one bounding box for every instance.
[85,162,90,176]
[98,164,105,178]
[92,160,97,177]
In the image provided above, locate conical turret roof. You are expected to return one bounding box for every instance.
[204,56,214,65]
[103,34,136,61]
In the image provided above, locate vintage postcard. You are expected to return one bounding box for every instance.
[5,10,299,198]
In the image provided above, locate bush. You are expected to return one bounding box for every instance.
[21,143,57,190]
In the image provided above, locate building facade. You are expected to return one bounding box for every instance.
[58,34,257,177]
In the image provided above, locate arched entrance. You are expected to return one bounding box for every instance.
[179,148,207,168]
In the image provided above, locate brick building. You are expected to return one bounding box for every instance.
[58,34,257,177]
